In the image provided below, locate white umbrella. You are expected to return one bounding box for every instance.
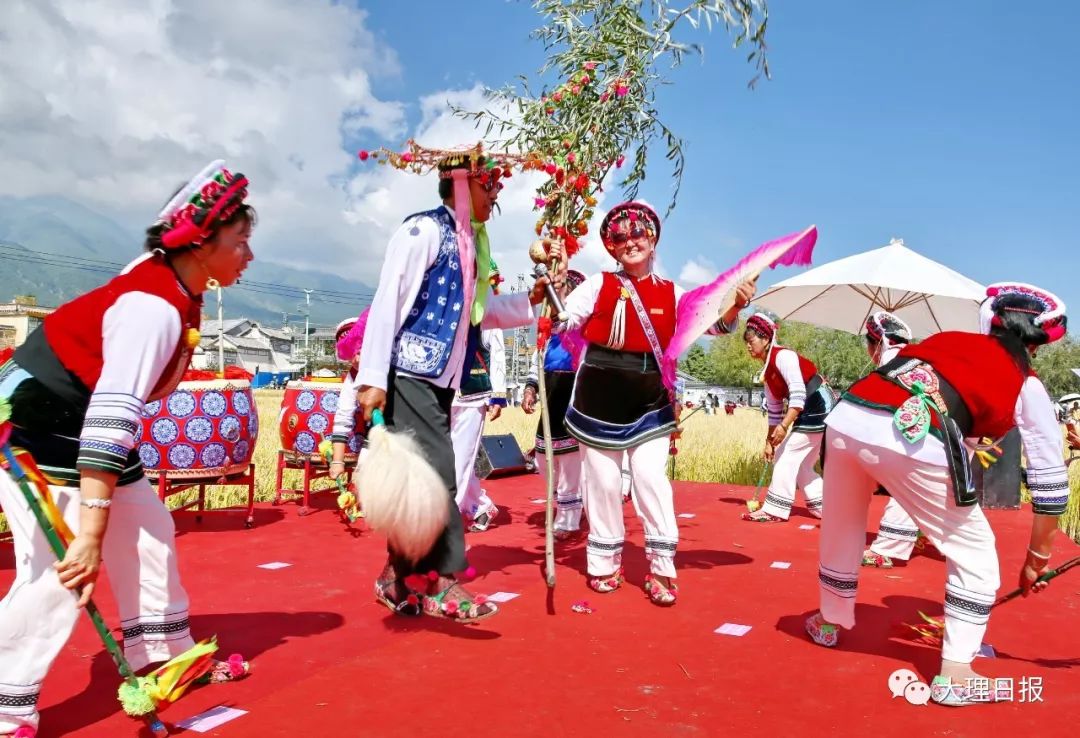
[753,238,986,338]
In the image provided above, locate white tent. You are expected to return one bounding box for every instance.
[753,238,985,338]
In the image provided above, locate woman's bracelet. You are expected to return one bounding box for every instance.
[1027,547,1051,560]
[80,498,112,509]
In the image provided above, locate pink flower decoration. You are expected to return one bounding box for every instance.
[474,594,488,605]
[444,600,459,615]
[227,654,247,678]
[401,152,415,163]
[553,92,563,102]
[566,153,576,164]
[616,155,626,168]
[535,198,547,208]
[600,92,609,102]
[544,163,557,175]
[616,85,629,97]
[571,85,582,95]
[581,74,591,84]
[584,61,597,70]
[357,150,369,161]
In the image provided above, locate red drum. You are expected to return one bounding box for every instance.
[137,379,258,479]
[278,379,362,460]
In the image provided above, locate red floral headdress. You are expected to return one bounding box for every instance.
[156,160,249,249]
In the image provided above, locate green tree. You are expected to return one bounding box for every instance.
[1033,338,1080,399]
[680,343,710,380]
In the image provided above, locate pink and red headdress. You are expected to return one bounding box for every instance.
[599,200,661,250]
[156,160,249,249]
[745,312,777,342]
[979,282,1067,345]
[865,311,912,346]
[336,309,370,362]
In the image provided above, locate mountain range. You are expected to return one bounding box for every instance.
[0,195,373,327]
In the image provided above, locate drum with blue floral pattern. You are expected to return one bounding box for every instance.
[278,379,363,460]
[138,379,258,479]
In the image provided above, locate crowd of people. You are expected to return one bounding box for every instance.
[0,149,1076,735]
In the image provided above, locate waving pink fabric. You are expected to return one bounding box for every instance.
[662,225,818,390]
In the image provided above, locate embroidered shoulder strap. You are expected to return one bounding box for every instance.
[614,272,665,370]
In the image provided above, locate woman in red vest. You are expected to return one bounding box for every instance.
[806,283,1070,706]
[741,313,835,522]
[0,161,254,736]
[557,201,754,606]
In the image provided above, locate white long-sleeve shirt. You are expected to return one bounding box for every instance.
[79,292,181,475]
[330,371,359,443]
[827,375,1069,515]
[357,206,532,392]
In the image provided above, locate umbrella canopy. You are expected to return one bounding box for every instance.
[753,238,986,338]
[1060,393,1080,405]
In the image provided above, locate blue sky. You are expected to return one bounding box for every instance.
[361,1,1080,309]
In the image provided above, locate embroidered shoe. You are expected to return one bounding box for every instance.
[588,568,624,593]
[930,676,1011,706]
[861,551,894,568]
[469,502,498,532]
[805,612,839,648]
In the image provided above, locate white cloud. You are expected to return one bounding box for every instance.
[0,2,622,288]
[0,0,404,271]
[677,257,719,288]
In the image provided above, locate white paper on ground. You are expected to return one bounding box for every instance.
[257,562,291,570]
[175,706,248,732]
[770,561,791,569]
[677,513,696,519]
[714,623,752,636]
[976,643,996,658]
[486,591,520,603]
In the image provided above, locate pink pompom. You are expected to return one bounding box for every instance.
[616,84,629,97]
[13,727,36,738]
[616,155,626,168]
[534,197,547,208]
[584,61,597,70]
[406,593,420,606]
[227,654,248,678]
[444,600,459,615]
[427,570,439,582]
[473,594,488,605]
[358,150,369,161]
[464,566,477,579]
[401,152,415,162]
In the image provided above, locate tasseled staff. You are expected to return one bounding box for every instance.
[0,403,175,736]
[899,555,1080,645]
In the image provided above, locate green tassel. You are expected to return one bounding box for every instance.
[117,677,157,717]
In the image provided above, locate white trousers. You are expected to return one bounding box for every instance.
[761,431,824,520]
[581,437,677,578]
[450,403,494,517]
[868,498,920,560]
[818,427,999,664]
[552,450,583,532]
[0,472,194,733]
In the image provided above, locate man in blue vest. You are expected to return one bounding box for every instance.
[357,148,558,622]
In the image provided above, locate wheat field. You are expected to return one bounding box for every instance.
[2,390,1078,541]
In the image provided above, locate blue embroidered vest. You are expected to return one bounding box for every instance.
[392,207,468,379]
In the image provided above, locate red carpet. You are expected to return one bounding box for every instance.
[2,477,1077,737]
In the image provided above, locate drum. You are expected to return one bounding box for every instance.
[138,379,258,479]
[278,379,362,460]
